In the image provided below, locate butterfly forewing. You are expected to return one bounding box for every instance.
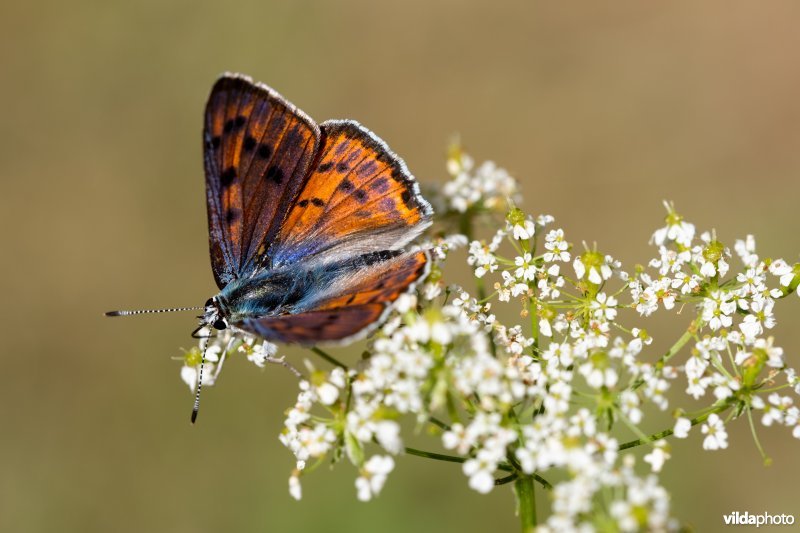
[204,74,321,287]
[269,121,433,268]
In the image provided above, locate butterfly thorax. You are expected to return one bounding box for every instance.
[212,267,314,326]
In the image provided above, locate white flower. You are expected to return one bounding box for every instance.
[643,440,670,472]
[752,337,784,368]
[394,293,417,313]
[738,299,776,341]
[463,449,499,494]
[247,341,278,367]
[513,219,536,240]
[180,344,221,391]
[769,259,796,288]
[544,229,570,262]
[673,417,691,439]
[289,474,302,500]
[441,158,519,213]
[671,272,700,295]
[701,414,728,450]
[356,455,395,501]
[590,293,618,321]
[316,382,339,405]
[701,291,736,331]
[619,391,642,424]
[734,235,758,267]
[468,240,499,278]
[514,253,537,281]
[651,203,695,247]
[374,421,403,455]
[579,351,618,389]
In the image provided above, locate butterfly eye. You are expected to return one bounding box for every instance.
[213,319,227,330]
[205,298,214,308]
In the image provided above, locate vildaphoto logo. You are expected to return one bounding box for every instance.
[723,512,795,527]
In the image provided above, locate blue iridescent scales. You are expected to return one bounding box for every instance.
[203,73,433,345]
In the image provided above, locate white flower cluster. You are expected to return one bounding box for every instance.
[179,330,282,391]
[177,156,800,530]
[439,147,520,214]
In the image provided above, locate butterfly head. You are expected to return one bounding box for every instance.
[202,297,229,331]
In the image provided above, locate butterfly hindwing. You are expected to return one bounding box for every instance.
[268,121,433,268]
[240,303,387,345]
[310,249,429,310]
[204,74,321,288]
[237,249,429,344]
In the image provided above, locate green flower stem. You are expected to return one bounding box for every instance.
[745,404,771,465]
[618,400,734,450]
[495,473,518,486]
[404,447,553,491]
[427,416,452,431]
[530,297,539,353]
[404,446,478,465]
[631,320,699,391]
[310,347,348,369]
[515,475,537,532]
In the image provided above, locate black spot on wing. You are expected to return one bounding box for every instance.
[339,179,354,192]
[311,198,325,207]
[226,208,241,224]
[354,189,368,203]
[243,135,256,152]
[221,167,237,187]
[318,162,333,172]
[258,144,272,159]
[336,162,349,172]
[298,199,309,207]
[264,165,284,184]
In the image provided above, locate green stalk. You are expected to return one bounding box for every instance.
[514,475,537,532]
[618,399,734,450]
[631,320,698,391]
[310,347,348,369]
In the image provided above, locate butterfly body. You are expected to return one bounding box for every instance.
[195,73,432,345]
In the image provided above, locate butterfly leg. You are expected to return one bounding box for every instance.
[191,325,218,339]
[262,355,303,379]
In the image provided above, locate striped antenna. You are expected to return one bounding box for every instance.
[105,306,203,317]
[191,332,210,424]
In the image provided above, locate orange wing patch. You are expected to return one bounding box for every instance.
[270,121,433,267]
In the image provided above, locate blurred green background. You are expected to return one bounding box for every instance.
[2,1,800,531]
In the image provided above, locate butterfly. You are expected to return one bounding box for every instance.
[107,74,433,419]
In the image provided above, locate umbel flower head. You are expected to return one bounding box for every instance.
[179,147,800,531]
